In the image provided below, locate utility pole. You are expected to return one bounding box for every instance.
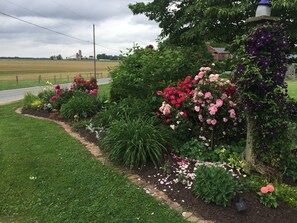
[93,24,97,79]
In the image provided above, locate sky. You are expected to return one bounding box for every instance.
[0,0,160,58]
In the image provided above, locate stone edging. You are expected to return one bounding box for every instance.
[15,107,213,223]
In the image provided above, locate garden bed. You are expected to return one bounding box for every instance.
[21,108,297,223]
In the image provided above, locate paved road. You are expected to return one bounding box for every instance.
[0,78,112,105]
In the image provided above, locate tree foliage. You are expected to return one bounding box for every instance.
[129,0,297,47]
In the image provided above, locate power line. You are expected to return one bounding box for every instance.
[0,10,121,53]
[4,0,46,18]
[0,11,92,44]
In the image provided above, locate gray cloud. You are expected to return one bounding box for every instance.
[0,0,160,57]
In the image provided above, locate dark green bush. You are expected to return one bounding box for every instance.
[93,97,154,128]
[193,165,238,207]
[109,46,206,102]
[60,91,101,119]
[101,117,170,169]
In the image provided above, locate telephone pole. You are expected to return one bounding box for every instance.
[93,24,97,79]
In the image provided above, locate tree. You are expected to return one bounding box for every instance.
[129,0,297,48]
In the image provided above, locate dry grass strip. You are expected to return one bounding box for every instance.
[15,107,213,223]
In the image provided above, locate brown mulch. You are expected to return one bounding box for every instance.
[21,108,297,223]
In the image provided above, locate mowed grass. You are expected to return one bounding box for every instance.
[0,102,187,223]
[287,81,297,99]
[0,59,118,90]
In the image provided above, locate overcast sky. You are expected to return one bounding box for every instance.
[0,0,160,58]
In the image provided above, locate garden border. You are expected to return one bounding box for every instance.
[15,107,213,223]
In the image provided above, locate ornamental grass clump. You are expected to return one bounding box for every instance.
[193,165,238,207]
[101,117,170,169]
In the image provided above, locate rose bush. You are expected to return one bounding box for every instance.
[157,67,244,147]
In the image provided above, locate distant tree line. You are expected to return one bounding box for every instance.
[97,53,119,60]
[50,55,63,60]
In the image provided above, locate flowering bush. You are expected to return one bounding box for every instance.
[47,76,99,111]
[257,184,278,208]
[233,22,296,168]
[157,67,243,146]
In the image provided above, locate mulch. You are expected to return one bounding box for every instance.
[21,108,297,223]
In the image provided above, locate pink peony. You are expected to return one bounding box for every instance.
[55,84,60,90]
[260,187,269,194]
[266,184,274,193]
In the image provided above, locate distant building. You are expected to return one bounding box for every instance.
[76,50,82,60]
[206,42,230,61]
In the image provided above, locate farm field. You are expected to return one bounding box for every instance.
[0,59,118,90]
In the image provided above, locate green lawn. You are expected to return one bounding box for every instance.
[0,102,186,223]
[288,81,297,99]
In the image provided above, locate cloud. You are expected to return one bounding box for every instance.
[0,0,160,57]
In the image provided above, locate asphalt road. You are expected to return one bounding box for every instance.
[0,78,112,105]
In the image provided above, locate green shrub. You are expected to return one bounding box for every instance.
[93,98,154,128]
[193,165,238,207]
[60,92,101,119]
[23,91,41,109]
[101,117,169,169]
[38,89,56,105]
[109,46,207,102]
[278,184,297,208]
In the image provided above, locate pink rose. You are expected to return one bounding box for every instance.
[229,109,236,119]
[198,115,203,122]
[260,187,269,194]
[195,71,204,80]
[55,84,60,90]
[194,106,200,112]
[266,184,274,193]
[204,92,212,99]
[221,93,228,100]
[209,74,219,82]
[206,119,212,124]
[156,91,163,95]
[229,101,235,107]
[216,99,223,107]
[209,106,218,115]
[200,67,211,72]
[223,117,228,123]
[211,119,217,125]
[197,92,204,97]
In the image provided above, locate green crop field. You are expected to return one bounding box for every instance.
[0,59,118,90]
